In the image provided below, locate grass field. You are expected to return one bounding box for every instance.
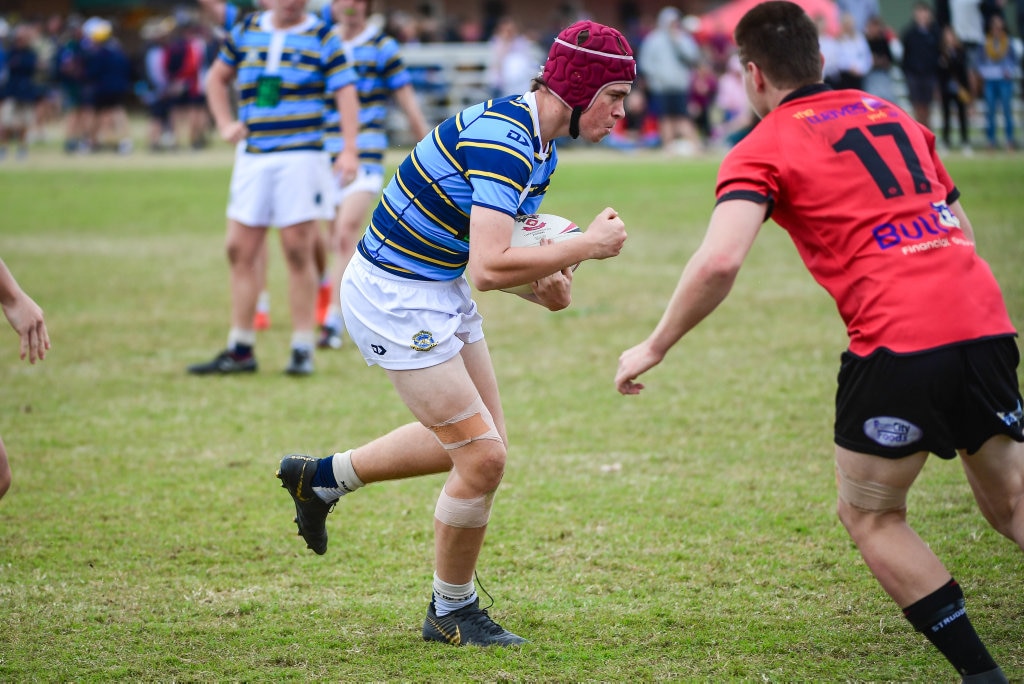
[0,144,1022,681]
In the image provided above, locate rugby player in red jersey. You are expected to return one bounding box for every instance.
[616,3,1021,681]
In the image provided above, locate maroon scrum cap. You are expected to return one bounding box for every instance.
[542,20,636,114]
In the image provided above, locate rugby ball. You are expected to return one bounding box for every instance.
[501,213,582,295]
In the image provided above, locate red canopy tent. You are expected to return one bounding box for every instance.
[695,0,841,43]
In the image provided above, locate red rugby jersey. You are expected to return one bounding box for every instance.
[716,84,1015,355]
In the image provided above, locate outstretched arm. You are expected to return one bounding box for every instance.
[0,258,50,364]
[615,199,765,395]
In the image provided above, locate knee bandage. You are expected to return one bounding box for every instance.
[836,464,909,512]
[428,397,502,450]
[434,487,495,528]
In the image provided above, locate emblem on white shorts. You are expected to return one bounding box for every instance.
[410,330,438,352]
[863,417,923,447]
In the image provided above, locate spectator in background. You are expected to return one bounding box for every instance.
[937,25,973,152]
[863,14,898,101]
[32,15,63,143]
[818,13,842,87]
[833,12,873,90]
[900,2,942,128]
[950,0,986,60]
[637,6,703,155]
[687,60,717,144]
[53,16,88,154]
[165,20,209,151]
[0,24,40,160]
[139,17,176,152]
[976,13,1018,149]
[837,0,880,33]
[486,17,540,98]
[0,20,8,91]
[82,17,134,154]
[979,0,1008,30]
[711,53,754,148]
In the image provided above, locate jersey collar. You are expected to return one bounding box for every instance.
[259,11,318,34]
[779,82,832,107]
[520,91,551,161]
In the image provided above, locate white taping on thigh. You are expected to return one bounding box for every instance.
[428,397,501,450]
[434,487,495,528]
[836,464,909,512]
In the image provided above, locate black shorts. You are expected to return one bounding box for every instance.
[834,336,1024,460]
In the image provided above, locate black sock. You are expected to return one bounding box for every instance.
[902,578,999,676]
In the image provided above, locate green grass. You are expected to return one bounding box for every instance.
[1,146,1022,681]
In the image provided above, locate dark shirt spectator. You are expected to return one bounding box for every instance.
[84,39,132,105]
[3,32,40,103]
[900,2,942,127]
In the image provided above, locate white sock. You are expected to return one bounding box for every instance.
[256,291,270,313]
[325,306,343,330]
[291,330,316,351]
[432,573,477,616]
[313,449,364,502]
[227,328,256,349]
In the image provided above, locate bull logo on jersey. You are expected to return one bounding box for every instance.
[410,330,439,351]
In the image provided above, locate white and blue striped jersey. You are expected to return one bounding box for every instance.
[324,25,412,175]
[358,93,557,281]
[218,11,355,153]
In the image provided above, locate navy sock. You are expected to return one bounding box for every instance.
[232,343,253,357]
[311,454,336,489]
[902,579,999,676]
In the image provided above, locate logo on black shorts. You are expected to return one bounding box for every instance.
[864,417,922,447]
[997,400,1023,429]
[410,330,438,352]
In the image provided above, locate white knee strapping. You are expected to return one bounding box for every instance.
[428,397,501,450]
[434,487,495,528]
[836,464,909,512]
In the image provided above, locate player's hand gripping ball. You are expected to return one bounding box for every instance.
[501,213,581,295]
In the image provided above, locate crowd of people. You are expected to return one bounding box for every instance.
[0,2,1021,159]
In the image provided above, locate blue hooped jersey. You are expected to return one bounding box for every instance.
[218,11,355,153]
[357,93,557,281]
[324,25,412,175]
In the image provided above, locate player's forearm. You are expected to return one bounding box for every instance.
[336,84,360,150]
[395,85,430,141]
[0,260,24,307]
[205,75,235,129]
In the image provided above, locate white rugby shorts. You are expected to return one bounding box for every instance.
[341,253,484,370]
[329,165,385,206]
[227,149,335,227]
